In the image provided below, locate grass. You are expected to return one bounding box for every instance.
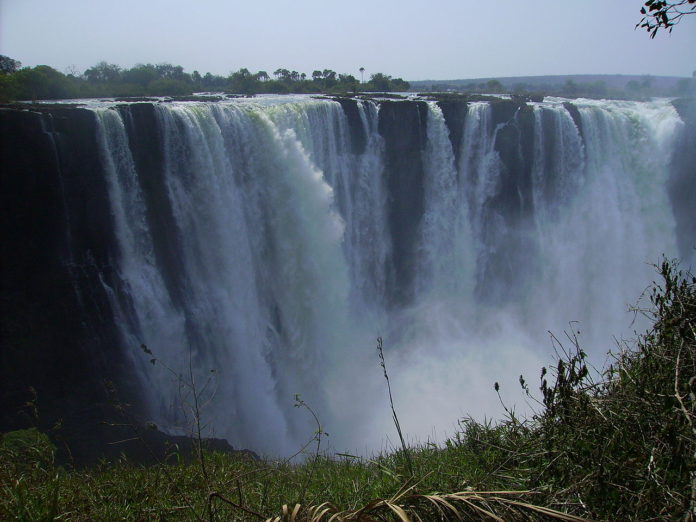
[1,258,694,521]
[0,439,586,521]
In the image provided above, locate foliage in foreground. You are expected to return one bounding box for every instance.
[637,0,696,38]
[1,259,694,520]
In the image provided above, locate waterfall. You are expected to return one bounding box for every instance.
[527,99,681,344]
[89,96,686,456]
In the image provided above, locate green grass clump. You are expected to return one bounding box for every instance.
[1,259,693,520]
[0,439,580,520]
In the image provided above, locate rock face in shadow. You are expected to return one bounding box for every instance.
[669,98,696,262]
[0,106,142,465]
[377,100,429,307]
[437,99,468,164]
[375,96,540,307]
[335,97,367,154]
[480,101,539,303]
[563,101,584,142]
[117,103,188,309]
[55,413,258,467]
[0,104,280,467]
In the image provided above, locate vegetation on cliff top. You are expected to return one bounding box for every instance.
[0,57,409,102]
[1,259,694,520]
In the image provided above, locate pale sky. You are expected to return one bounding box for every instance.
[1,0,694,80]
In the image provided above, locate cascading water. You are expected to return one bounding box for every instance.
[91,95,686,456]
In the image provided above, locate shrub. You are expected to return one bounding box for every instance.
[517,259,695,519]
[1,428,55,475]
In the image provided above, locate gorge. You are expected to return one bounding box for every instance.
[1,94,694,461]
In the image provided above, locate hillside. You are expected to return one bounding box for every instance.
[410,73,693,98]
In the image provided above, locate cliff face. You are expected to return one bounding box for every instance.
[335,98,367,154]
[0,107,139,454]
[0,99,439,451]
[118,104,188,309]
[378,100,429,306]
[0,96,689,463]
[484,101,537,303]
[437,97,540,303]
[670,98,696,261]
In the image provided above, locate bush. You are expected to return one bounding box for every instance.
[490,258,696,519]
[1,429,60,521]
[1,428,55,476]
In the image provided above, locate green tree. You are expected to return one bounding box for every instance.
[84,61,121,83]
[122,63,158,87]
[191,70,202,88]
[15,65,75,100]
[228,67,258,94]
[322,69,337,87]
[368,72,391,91]
[364,72,409,92]
[390,77,410,91]
[339,73,357,84]
[0,74,18,101]
[274,68,290,81]
[155,63,187,81]
[0,55,21,74]
[202,72,226,89]
[486,79,503,93]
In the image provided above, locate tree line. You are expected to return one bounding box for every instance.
[0,56,409,102]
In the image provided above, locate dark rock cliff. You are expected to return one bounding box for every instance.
[0,104,258,466]
[377,100,429,307]
[480,101,538,303]
[334,98,367,154]
[437,99,468,164]
[0,106,142,464]
[359,97,542,306]
[118,103,187,309]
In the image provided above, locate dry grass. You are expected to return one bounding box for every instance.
[265,487,591,521]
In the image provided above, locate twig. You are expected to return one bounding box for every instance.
[674,344,694,431]
[377,336,414,477]
[188,344,210,485]
[293,394,325,502]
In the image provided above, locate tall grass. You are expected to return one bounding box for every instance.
[1,259,693,520]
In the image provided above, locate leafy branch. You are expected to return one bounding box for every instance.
[637,0,696,37]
